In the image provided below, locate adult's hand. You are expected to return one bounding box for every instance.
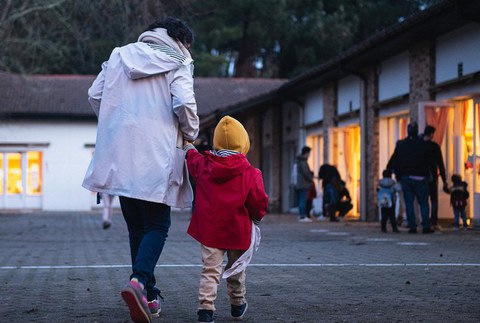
[442,182,450,194]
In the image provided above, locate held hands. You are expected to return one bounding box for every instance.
[442,182,450,194]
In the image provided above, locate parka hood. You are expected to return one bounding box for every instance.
[205,151,252,183]
[379,177,396,188]
[118,28,193,80]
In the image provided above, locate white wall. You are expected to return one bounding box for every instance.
[436,23,480,84]
[0,120,97,211]
[337,76,361,115]
[378,52,409,101]
[304,90,323,125]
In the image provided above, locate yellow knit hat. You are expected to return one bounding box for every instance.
[213,116,250,154]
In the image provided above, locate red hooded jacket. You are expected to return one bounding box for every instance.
[186,149,268,250]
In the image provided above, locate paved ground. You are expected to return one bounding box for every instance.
[1,210,479,323]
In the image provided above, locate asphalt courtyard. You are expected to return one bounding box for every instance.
[1,210,479,323]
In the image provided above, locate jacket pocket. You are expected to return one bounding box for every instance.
[170,148,187,186]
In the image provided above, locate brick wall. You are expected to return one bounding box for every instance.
[409,40,435,121]
[322,82,337,162]
[365,68,379,221]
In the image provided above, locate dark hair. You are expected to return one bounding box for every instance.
[145,17,193,47]
[407,122,418,136]
[301,146,311,155]
[424,125,436,136]
[382,169,392,178]
[451,174,462,183]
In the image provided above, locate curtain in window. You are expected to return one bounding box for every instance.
[424,105,450,145]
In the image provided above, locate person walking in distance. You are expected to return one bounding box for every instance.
[100,193,115,230]
[377,169,401,233]
[83,17,199,323]
[387,122,434,234]
[422,125,449,230]
[295,146,314,222]
[449,174,469,230]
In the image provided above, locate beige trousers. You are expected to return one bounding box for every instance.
[198,244,246,311]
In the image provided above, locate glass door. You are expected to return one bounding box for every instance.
[1,151,43,209]
[330,126,361,218]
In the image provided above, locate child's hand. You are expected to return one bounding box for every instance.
[252,218,261,225]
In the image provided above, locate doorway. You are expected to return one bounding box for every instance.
[0,151,43,209]
[329,125,361,218]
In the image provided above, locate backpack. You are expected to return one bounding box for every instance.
[377,186,394,208]
[290,162,298,186]
[450,187,467,209]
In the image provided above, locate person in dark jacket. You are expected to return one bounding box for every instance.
[318,164,341,189]
[296,146,314,222]
[318,164,341,221]
[387,122,434,234]
[448,174,469,230]
[422,125,449,230]
[336,180,353,218]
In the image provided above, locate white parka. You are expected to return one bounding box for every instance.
[82,28,199,207]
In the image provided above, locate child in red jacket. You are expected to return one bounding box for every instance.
[184,116,268,323]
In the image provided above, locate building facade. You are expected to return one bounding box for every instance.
[0,72,285,212]
[211,0,480,225]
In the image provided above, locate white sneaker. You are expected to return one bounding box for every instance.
[316,215,326,221]
[298,217,312,223]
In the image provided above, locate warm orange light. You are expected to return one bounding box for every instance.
[7,153,22,195]
[27,151,42,195]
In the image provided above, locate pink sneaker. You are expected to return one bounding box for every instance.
[148,299,160,317]
[121,279,152,323]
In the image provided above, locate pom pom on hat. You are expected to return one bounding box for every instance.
[213,116,250,154]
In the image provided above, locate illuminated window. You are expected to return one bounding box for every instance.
[27,151,42,195]
[7,153,22,195]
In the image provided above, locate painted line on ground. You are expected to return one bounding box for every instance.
[2,263,480,270]
[397,242,430,246]
[326,232,350,236]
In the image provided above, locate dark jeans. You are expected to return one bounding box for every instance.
[296,189,308,218]
[119,196,171,301]
[400,177,430,230]
[381,206,397,231]
[323,184,339,220]
[428,180,439,225]
[453,207,467,228]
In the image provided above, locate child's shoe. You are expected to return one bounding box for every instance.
[148,299,160,317]
[197,309,214,322]
[231,302,248,321]
[121,279,152,323]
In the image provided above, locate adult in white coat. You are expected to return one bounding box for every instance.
[83,17,199,323]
